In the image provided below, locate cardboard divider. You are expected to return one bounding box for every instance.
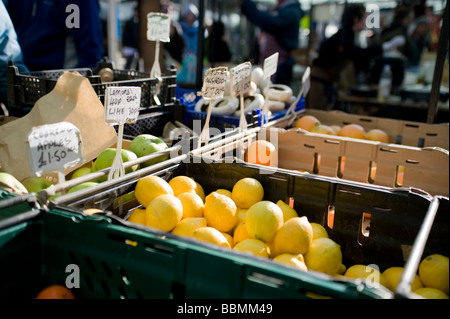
[196,125,448,197]
[273,109,449,150]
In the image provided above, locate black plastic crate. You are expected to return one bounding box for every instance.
[6,58,177,117]
[47,160,449,299]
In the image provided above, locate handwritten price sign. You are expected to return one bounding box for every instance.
[147,12,171,42]
[263,52,279,79]
[201,67,228,99]
[229,62,252,98]
[26,122,84,177]
[104,87,141,125]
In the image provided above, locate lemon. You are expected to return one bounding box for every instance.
[169,176,198,197]
[274,216,313,255]
[203,192,238,232]
[127,207,146,225]
[418,254,449,294]
[383,267,423,292]
[193,227,231,249]
[236,208,248,225]
[344,264,390,289]
[273,254,308,272]
[145,194,183,232]
[231,177,264,209]
[221,232,234,248]
[337,264,347,275]
[194,181,205,202]
[266,239,278,258]
[304,237,342,276]
[215,189,232,198]
[135,175,173,207]
[311,222,329,239]
[276,200,299,223]
[413,287,449,299]
[233,222,251,245]
[233,238,269,258]
[171,217,207,237]
[178,192,204,219]
[245,201,283,243]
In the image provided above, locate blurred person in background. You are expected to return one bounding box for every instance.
[307,3,406,110]
[177,4,199,85]
[240,0,303,86]
[5,0,103,71]
[380,4,417,66]
[161,0,185,70]
[122,6,140,70]
[206,20,232,65]
[0,0,28,110]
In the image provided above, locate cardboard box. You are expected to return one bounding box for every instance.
[274,110,449,150]
[197,126,449,197]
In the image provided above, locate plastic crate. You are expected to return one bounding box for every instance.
[273,109,449,150]
[176,87,304,133]
[6,59,177,117]
[47,160,449,299]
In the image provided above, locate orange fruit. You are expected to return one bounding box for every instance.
[311,124,337,135]
[245,140,278,167]
[35,285,76,299]
[329,125,341,135]
[295,115,320,131]
[366,129,390,143]
[338,124,366,139]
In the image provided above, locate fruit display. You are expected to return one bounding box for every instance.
[121,173,449,299]
[295,114,390,143]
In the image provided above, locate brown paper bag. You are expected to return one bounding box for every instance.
[0,72,117,181]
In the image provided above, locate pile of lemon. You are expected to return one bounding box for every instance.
[127,174,448,299]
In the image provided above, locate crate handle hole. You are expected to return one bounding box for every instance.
[337,156,345,178]
[326,205,335,229]
[313,153,321,174]
[357,212,371,246]
[395,165,405,187]
[247,272,285,288]
[368,161,377,184]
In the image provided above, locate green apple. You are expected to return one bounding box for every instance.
[67,181,99,194]
[0,172,28,195]
[21,176,54,193]
[129,134,169,167]
[70,166,92,180]
[92,148,140,182]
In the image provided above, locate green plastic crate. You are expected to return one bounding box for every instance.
[45,160,449,299]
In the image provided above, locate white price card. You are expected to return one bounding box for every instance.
[26,122,84,177]
[201,67,228,100]
[229,62,252,98]
[104,86,141,125]
[147,12,171,42]
[263,52,279,79]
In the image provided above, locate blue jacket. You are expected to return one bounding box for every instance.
[241,0,303,52]
[0,1,28,105]
[5,0,103,71]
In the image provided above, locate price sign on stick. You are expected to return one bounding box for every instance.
[230,62,252,133]
[104,87,141,125]
[287,66,311,126]
[26,122,84,185]
[147,13,171,42]
[104,86,141,180]
[147,12,170,105]
[262,53,279,125]
[197,67,228,149]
